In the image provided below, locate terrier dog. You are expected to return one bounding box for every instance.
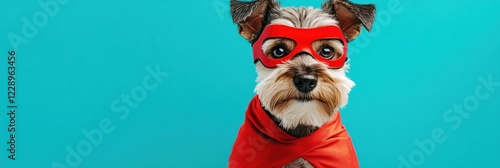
[228,0,375,167]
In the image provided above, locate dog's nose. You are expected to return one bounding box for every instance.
[293,74,317,93]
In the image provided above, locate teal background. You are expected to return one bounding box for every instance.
[1,0,499,167]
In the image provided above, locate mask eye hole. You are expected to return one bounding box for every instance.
[271,45,289,58]
[262,38,296,59]
[313,39,344,60]
[319,46,335,59]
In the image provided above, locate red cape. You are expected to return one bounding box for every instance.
[229,96,359,168]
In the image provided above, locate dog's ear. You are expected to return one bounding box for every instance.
[322,0,375,42]
[230,0,277,42]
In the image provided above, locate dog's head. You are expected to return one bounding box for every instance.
[231,0,375,129]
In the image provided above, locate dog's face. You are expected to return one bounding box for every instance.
[231,0,375,130]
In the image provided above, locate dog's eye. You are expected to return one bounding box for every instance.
[319,46,335,59]
[271,46,288,58]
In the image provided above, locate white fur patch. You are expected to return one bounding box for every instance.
[325,65,355,108]
[275,101,332,129]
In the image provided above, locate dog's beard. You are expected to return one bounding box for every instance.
[255,56,354,130]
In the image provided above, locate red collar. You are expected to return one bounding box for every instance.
[229,95,359,168]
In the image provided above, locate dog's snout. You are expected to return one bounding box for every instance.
[293,74,317,93]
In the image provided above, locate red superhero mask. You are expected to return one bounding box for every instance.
[252,24,348,69]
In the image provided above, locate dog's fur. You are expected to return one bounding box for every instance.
[230,0,375,167]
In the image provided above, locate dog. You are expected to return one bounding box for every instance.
[228,0,376,167]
